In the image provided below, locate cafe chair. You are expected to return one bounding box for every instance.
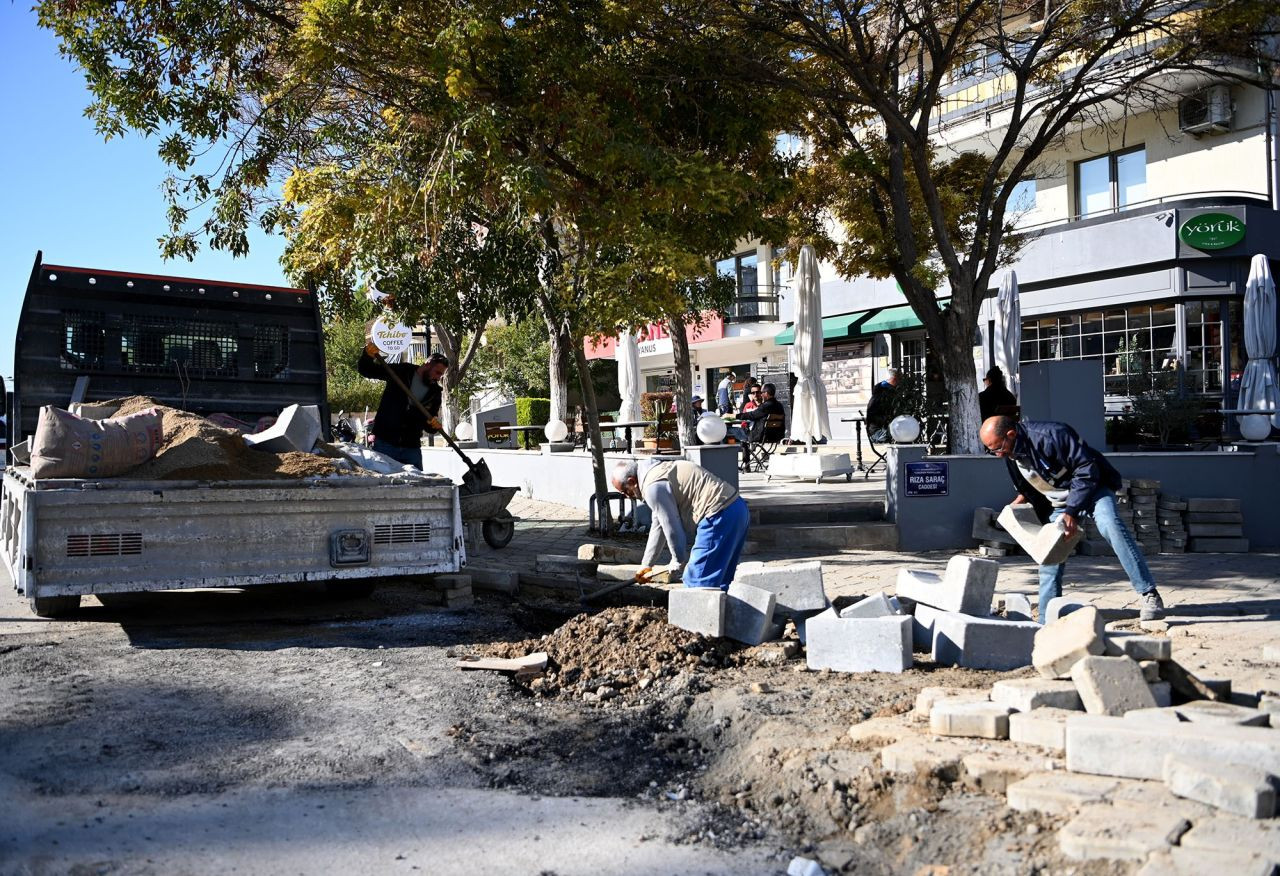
[743,413,786,473]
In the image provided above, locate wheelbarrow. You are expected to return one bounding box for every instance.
[459,485,521,549]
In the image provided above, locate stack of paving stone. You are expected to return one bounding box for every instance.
[971,506,1023,558]
[1186,497,1249,553]
[1077,480,1136,556]
[425,573,474,608]
[1127,478,1163,555]
[1156,493,1188,553]
[895,555,1040,670]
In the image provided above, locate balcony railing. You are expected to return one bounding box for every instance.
[726,284,783,324]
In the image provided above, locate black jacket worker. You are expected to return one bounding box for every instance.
[358,345,449,469]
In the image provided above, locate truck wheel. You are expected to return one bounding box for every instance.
[324,580,377,599]
[482,514,515,549]
[33,595,81,618]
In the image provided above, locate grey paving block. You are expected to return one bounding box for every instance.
[805,611,911,673]
[1065,715,1280,781]
[1072,656,1158,716]
[930,700,1011,739]
[1188,537,1250,552]
[535,554,597,575]
[1006,771,1118,814]
[912,686,989,719]
[667,588,726,638]
[1001,592,1034,621]
[1188,523,1247,537]
[1058,804,1189,861]
[991,678,1083,712]
[838,591,898,619]
[1137,848,1278,876]
[1104,633,1171,661]
[910,602,945,652]
[932,613,1038,671]
[1179,814,1280,862]
[1164,754,1277,818]
[724,581,778,646]
[1175,700,1272,727]
[244,403,322,453]
[1008,707,1078,753]
[997,503,1083,565]
[1186,497,1242,513]
[1033,605,1105,678]
[1044,596,1090,624]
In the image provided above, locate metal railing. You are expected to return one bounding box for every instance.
[725,284,783,324]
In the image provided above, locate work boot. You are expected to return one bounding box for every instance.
[1140,589,1165,621]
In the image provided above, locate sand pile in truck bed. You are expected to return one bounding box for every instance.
[108,396,353,481]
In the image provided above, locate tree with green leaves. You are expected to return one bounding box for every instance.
[39,0,793,528]
[717,0,1277,451]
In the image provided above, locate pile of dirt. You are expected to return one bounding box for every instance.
[482,606,743,701]
[108,396,353,481]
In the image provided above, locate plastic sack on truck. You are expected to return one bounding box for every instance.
[30,405,164,479]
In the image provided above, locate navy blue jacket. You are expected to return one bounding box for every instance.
[1003,420,1121,521]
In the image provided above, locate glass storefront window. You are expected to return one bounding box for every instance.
[1020,300,1227,399]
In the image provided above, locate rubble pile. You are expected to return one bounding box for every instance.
[109,396,353,481]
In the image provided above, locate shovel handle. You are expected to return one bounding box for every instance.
[373,355,478,468]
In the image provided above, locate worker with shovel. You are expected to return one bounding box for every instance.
[611,459,749,590]
[359,342,449,469]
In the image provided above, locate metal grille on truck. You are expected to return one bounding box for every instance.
[66,533,143,557]
[61,310,107,371]
[373,523,432,544]
[120,315,238,378]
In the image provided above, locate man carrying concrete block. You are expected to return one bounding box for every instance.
[612,459,749,591]
[980,416,1164,621]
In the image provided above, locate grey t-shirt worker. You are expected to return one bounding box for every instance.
[612,459,750,590]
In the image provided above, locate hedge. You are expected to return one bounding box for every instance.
[514,397,551,449]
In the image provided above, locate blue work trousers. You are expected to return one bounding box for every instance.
[683,497,750,591]
[1039,488,1156,615]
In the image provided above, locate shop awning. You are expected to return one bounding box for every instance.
[857,303,926,335]
[775,309,872,346]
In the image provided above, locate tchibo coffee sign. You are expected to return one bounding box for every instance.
[1179,212,1246,251]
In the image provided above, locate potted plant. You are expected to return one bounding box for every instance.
[640,392,677,450]
[1127,369,1201,450]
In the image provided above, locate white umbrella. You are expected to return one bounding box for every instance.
[789,245,831,447]
[617,331,643,425]
[1238,254,1278,417]
[994,271,1022,400]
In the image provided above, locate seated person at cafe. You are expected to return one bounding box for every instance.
[740,383,785,445]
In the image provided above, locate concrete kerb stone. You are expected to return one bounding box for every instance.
[929,701,1011,739]
[991,678,1083,712]
[805,611,912,673]
[1033,605,1105,678]
[1072,656,1159,716]
[465,566,520,595]
[894,555,999,615]
[1176,700,1274,727]
[932,613,1038,671]
[1163,754,1278,819]
[1057,803,1190,862]
[724,581,778,646]
[961,749,1057,795]
[1008,707,1079,753]
[733,560,828,618]
[1065,715,1280,781]
[879,737,980,777]
[668,589,726,638]
[910,602,945,653]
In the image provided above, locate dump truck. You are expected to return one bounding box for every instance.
[2,253,465,617]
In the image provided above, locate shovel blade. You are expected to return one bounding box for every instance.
[461,458,493,494]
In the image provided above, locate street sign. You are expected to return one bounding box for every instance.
[905,461,949,497]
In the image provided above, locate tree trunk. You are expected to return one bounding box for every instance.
[667,313,696,448]
[574,343,615,536]
[936,323,982,454]
[546,320,573,424]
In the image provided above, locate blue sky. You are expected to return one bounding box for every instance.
[0,4,289,388]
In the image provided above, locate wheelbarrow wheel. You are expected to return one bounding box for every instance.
[482,512,515,549]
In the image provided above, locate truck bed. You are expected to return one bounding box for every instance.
[2,467,465,602]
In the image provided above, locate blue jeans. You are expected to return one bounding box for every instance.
[1039,488,1156,615]
[372,437,422,470]
[684,497,750,590]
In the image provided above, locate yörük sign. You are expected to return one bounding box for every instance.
[905,461,949,497]
[1179,212,1245,251]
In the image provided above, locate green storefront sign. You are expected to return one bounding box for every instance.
[1179,212,1246,251]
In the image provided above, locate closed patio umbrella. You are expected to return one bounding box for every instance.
[789,245,831,446]
[617,331,643,425]
[1239,254,1278,423]
[994,271,1022,400]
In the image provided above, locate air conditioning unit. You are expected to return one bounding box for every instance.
[1179,85,1233,135]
